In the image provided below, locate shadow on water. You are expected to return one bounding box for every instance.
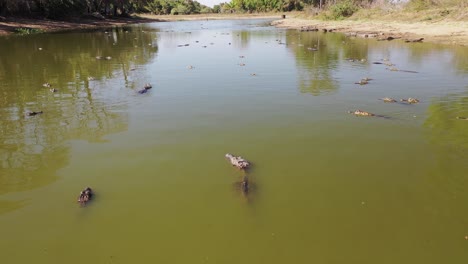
[232,174,258,206]
[0,26,159,206]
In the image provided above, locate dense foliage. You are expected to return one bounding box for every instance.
[0,0,367,18]
[0,0,213,18]
[2,0,460,20]
[215,0,370,13]
[215,0,314,13]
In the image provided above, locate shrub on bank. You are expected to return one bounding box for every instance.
[329,0,359,19]
[14,27,45,35]
[315,0,360,20]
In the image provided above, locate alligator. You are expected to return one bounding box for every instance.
[26,111,43,116]
[400,98,420,104]
[78,187,93,205]
[355,78,372,85]
[225,153,250,170]
[379,97,397,103]
[348,110,375,116]
[137,83,153,94]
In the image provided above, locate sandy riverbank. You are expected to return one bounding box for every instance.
[272,18,468,46]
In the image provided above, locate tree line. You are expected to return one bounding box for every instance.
[0,0,215,17]
[0,0,379,18]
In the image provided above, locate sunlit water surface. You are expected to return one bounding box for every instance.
[1,19,467,263]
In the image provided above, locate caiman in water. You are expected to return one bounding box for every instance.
[225,153,250,170]
[77,187,93,206]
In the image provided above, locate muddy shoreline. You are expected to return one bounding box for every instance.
[0,16,162,35]
[0,14,280,35]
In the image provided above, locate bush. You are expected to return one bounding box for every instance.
[14,27,44,35]
[329,0,359,19]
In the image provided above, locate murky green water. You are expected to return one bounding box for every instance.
[1,19,467,263]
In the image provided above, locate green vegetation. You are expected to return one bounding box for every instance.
[143,0,212,15]
[0,0,213,18]
[0,0,465,20]
[328,0,358,19]
[14,27,45,35]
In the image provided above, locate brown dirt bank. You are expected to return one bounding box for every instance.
[0,13,282,35]
[271,17,468,46]
[0,16,161,35]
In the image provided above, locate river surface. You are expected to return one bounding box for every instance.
[0,19,467,263]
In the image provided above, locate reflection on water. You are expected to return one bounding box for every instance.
[1,19,468,264]
[0,26,158,197]
[286,31,342,95]
[425,91,468,151]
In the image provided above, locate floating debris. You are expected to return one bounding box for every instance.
[456,116,468,120]
[225,153,250,170]
[77,187,93,205]
[379,97,397,103]
[348,110,375,117]
[400,98,420,104]
[50,88,58,93]
[42,83,51,88]
[144,83,152,89]
[95,56,103,60]
[250,73,257,76]
[239,63,246,66]
[239,55,245,58]
[188,65,194,69]
[87,77,95,81]
[105,56,112,60]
